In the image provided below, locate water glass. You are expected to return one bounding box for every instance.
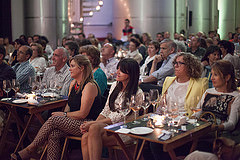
[141,92,150,121]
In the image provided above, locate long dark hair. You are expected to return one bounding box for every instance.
[109,58,140,111]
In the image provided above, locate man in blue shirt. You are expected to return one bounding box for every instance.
[12,45,35,93]
[139,39,177,92]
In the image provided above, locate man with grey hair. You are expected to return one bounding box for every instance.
[42,47,71,96]
[174,40,187,52]
[139,39,177,92]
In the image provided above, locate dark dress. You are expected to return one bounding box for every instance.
[68,81,103,120]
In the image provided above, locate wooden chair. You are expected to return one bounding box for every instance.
[108,140,139,160]
[60,135,82,160]
[60,136,139,160]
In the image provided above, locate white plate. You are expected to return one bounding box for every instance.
[130,127,154,135]
[12,99,28,104]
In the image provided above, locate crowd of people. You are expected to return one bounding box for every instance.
[0,22,240,160]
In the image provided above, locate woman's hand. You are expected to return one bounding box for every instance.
[80,121,95,134]
[51,112,65,117]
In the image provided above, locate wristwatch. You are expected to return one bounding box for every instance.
[63,112,67,117]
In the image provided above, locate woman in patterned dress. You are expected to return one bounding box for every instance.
[80,58,143,160]
[11,54,102,160]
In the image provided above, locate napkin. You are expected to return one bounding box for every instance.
[115,128,131,134]
[28,99,39,105]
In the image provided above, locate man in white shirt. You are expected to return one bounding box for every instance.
[100,43,119,80]
[42,47,71,96]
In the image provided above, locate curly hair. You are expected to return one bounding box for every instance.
[173,52,203,79]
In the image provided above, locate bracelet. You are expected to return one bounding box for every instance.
[64,112,67,117]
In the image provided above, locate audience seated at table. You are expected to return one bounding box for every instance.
[11,54,103,160]
[10,38,26,66]
[99,43,119,80]
[187,35,206,60]
[125,38,143,64]
[29,43,47,74]
[12,45,35,93]
[139,39,177,92]
[147,52,208,160]
[130,34,147,61]
[64,41,79,59]
[139,40,162,77]
[80,58,143,160]
[219,40,240,70]
[41,47,72,96]
[79,45,107,96]
[201,45,222,88]
[194,60,240,148]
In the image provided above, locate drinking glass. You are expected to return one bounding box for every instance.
[189,96,201,115]
[141,92,150,121]
[149,89,159,112]
[29,77,38,94]
[119,98,130,128]
[12,79,20,94]
[130,95,142,124]
[3,80,12,99]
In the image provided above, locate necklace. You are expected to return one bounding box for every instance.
[75,83,80,91]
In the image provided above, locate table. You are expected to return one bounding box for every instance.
[0,95,68,154]
[104,114,212,160]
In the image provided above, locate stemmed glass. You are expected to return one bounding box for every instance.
[189,96,201,115]
[12,79,20,95]
[118,98,130,128]
[3,80,12,99]
[130,95,142,124]
[29,77,38,94]
[141,92,150,121]
[149,89,159,112]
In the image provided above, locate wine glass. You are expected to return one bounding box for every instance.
[189,96,201,115]
[29,77,38,94]
[149,89,159,112]
[141,92,150,121]
[119,98,130,128]
[12,79,20,95]
[130,95,141,124]
[3,80,12,99]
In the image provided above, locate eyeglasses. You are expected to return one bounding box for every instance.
[173,61,185,66]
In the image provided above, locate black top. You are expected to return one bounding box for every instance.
[67,81,103,120]
[0,62,16,98]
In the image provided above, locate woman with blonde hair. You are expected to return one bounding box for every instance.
[11,54,103,160]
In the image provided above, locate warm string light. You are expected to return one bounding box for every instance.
[68,0,104,30]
